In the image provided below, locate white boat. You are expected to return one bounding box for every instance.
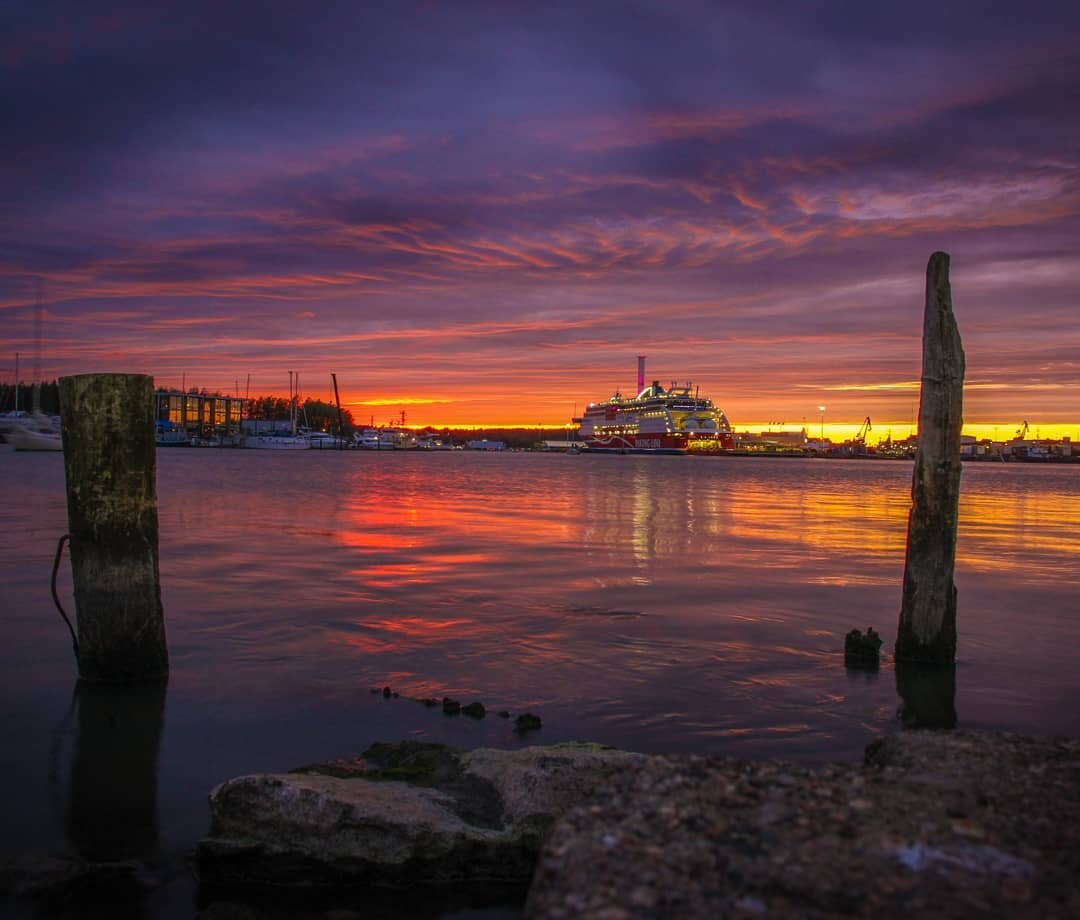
[299,428,348,449]
[418,435,454,450]
[1,410,58,437]
[2,410,62,451]
[378,427,418,449]
[8,426,62,451]
[353,428,381,449]
[243,431,310,450]
[243,372,311,449]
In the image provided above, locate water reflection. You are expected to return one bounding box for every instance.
[895,663,958,730]
[67,682,165,861]
[283,456,1080,745]
[4,449,1079,920]
[8,451,1077,763]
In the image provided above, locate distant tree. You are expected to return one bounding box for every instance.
[247,395,291,420]
[244,394,354,433]
[0,379,59,414]
[300,398,354,433]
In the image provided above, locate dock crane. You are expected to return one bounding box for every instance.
[855,416,872,445]
[1015,420,1029,440]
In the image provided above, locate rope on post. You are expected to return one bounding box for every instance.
[51,533,79,661]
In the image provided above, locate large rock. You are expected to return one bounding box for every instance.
[527,731,1080,918]
[196,741,647,889]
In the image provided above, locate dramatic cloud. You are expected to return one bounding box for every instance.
[1,0,1078,430]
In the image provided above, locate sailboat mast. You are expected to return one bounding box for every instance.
[32,279,43,414]
[331,373,345,448]
[288,371,296,434]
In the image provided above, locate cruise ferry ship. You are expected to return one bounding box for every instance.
[575,357,734,453]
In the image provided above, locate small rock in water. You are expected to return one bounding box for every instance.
[515,713,542,732]
[462,701,486,719]
[844,628,883,670]
[442,697,461,715]
[382,686,392,698]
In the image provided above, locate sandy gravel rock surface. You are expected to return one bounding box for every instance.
[196,740,647,889]
[526,731,1080,919]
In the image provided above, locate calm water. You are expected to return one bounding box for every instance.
[1,449,1078,913]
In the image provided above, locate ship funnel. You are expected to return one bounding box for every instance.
[637,355,646,393]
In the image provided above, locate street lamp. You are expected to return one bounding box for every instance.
[817,405,826,450]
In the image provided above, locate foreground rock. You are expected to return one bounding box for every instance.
[527,731,1080,918]
[196,740,646,889]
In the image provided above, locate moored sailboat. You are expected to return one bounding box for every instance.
[243,372,309,449]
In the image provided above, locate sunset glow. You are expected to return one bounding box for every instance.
[1,3,1077,433]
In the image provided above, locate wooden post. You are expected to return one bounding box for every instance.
[59,373,169,683]
[895,253,965,663]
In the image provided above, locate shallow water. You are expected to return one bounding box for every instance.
[1,449,1077,913]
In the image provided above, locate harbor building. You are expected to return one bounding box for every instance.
[154,389,248,445]
[734,429,808,453]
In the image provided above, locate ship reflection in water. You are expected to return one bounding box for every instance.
[156,450,1076,755]
[1,451,1078,880]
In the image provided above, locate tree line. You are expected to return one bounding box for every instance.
[247,395,355,433]
[0,380,60,414]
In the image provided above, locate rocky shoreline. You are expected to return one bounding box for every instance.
[194,730,1079,918]
[5,730,1078,918]
[529,730,1080,918]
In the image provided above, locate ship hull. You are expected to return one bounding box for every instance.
[581,433,732,454]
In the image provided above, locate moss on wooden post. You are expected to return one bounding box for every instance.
[59,373,168,683]
[895,253,965,664]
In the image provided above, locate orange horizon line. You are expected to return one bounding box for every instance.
[343,419,1080,439]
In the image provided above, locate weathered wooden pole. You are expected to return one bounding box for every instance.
[59,373,169,683]
[895,252,965,664]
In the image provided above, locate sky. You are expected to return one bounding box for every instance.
[1,0,1078,437]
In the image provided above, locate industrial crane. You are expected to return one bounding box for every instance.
[854,416,872,444]
[1015,420,1029,440]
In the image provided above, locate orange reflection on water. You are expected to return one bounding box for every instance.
[285,455,1080,697]
[353,552,493,588]
[369,616,475,635]
[959,482,1080,578]
[330,614,490,657]
[337,531,420,550]
[724,474,908,563]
